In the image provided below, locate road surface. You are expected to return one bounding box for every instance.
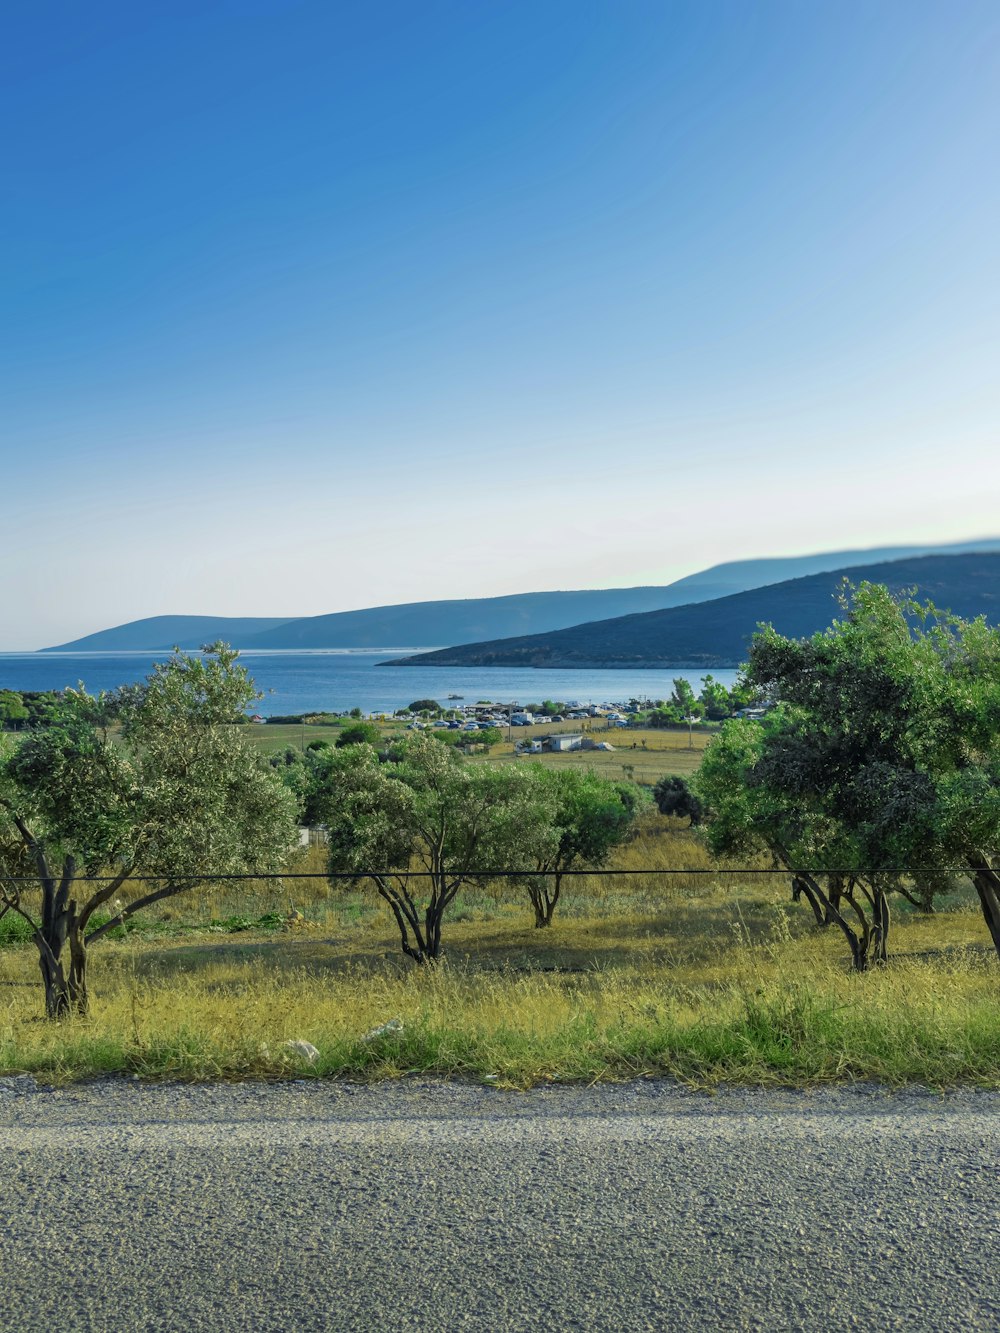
[0,1077,996,1330]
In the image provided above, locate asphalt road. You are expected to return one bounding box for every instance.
[0,1077,996,1331]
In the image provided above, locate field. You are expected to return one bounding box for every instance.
[246,720,350,755]
[479,728,708,781]
[245,718,711,781]
[0,819,996,1087]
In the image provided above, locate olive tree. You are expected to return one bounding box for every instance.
[0,646,298,1016]
[695,583,1000,968]
[653,775,703,825]
[695,715,892,971]
[314,734,557,963]
[525,769,641,927]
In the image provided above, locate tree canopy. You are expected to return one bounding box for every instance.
[335,721,382,748]
[694,583,1000,968]
[524,769,641,926]
[0,646,298,1015]
[653,775,703,825]
[313,734,557,962]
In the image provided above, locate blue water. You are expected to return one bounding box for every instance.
[0,652,741,716]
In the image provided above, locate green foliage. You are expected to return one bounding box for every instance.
[670,678,702,718]
[523,769,643,925]
[653,775,704,825]
[408,699,440,714]
[314,735,557,962]
[695,582,1000,967]
[0,691,29,728]
[208,909,285,934]
[646,705,684,728]
[428,726,503,751]
[698,674,732,721]
[335,722,382,749]
[268,746,311,818]
[264,712,342,725]
[0,644,299,1015]
[0,690,58,730]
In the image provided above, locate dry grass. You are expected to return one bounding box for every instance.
[0,821,996,1087]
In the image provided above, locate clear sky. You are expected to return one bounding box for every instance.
[3,0,999,648]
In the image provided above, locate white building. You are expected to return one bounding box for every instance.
[547,734,583,752]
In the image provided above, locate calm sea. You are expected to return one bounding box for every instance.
[0,651,741,716]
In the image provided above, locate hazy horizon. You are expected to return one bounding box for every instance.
[5,2,999,650]
[10,533,998,653]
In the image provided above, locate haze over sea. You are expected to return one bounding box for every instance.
[0,652,739,717]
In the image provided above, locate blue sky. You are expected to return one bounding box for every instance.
[3,1,999,647]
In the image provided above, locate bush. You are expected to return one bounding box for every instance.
[335,723,382,748]
[653,775,703,825]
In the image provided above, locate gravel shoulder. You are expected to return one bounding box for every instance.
[0,1078,997,1330]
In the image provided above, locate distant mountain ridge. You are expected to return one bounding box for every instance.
[43,615,296,653]
[42,537,1000,651]
[384,553,1000,669]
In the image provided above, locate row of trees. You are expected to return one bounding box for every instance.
[635,675,757,727]
[4,583,999,1012]
[276,735,640,957]
[0,651,641,1014]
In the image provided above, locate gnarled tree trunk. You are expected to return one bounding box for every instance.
[37,903,90,1017]
[968,858,1000,959]
[788,869,888,972]
[528,874,562,928]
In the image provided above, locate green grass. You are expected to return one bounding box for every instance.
[246,721,349,755]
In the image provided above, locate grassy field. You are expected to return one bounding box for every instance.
[479,729,708,781]
[246,720,350,755]
[245,719,711,781]
[0,820,996,1087]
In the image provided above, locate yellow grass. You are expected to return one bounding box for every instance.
[0,822,996,1087]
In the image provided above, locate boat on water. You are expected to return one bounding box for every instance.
[447,693,464,699]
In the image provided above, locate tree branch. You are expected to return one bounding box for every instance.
[85,880,196,944]
[78,866,135,933]
[0,888,58,969]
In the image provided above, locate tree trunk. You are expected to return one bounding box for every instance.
[788,868,876,973]
[791,876,826,926]
[824,874,844,927]
[36,909,90,1017]
[871,888,890,966]
[530,875,561,928]
[423,903,445,963]
[969,862,1000,959]
[68,924,89,1014]
[39,952,72,1019]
